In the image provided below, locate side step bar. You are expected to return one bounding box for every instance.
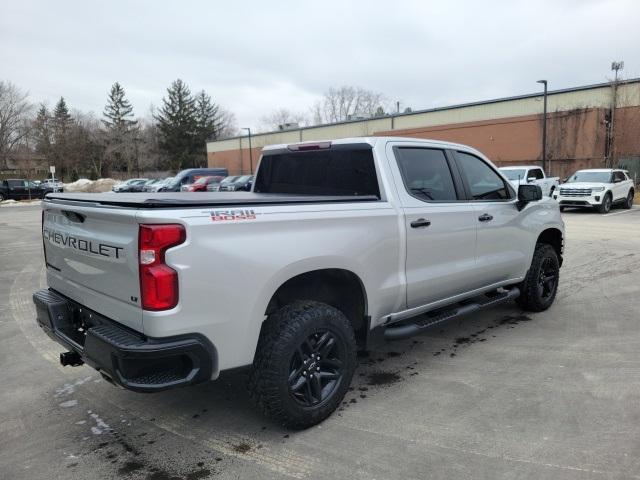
[384,288,520,341]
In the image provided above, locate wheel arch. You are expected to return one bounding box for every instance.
[263,268,369,348]
[536,228,564,267]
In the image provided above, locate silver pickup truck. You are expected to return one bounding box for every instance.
[33,137,564,428]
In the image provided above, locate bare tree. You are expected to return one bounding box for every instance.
[311,86,386,124]
[0,81,33,169]
[259,108,307,131]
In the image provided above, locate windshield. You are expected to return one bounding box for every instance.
[500,169,527,181]
[567,171,612,183]
[236,175,252,183]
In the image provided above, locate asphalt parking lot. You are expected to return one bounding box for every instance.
[1,204,639,480]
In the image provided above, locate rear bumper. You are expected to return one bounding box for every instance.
[32,289,215,392]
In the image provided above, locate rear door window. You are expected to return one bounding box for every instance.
[529,168,544,180]
[254,146,379,197]
[394,148,458,201]
[455,151,511,200]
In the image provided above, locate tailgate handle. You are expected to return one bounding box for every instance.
[62,210,86,223]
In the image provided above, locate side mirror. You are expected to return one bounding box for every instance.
[527,177,537,183]
[562,177,568,183]
[517,184,542,211]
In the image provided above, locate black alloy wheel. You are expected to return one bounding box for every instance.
[288,330,345,407]
[537,256,559,302]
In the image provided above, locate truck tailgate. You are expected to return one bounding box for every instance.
[43,201,142,331]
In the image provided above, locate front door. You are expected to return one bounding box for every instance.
[387,144,478,309]
[453,151,530,286]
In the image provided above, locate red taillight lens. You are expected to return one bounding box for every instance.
[138,224,186,311]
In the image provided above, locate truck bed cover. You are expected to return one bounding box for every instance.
[44,192,380,209]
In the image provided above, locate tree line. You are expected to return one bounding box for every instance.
[0,79,236,180]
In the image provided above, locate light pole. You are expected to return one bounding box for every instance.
[241,127,253,173]
[537,80,548,175]
[608,61,624,167]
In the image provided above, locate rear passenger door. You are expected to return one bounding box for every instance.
[387,143,478,309]
[453,151,530,286]
[612,171,628,201]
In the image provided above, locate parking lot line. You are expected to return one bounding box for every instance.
[604,206,640,217]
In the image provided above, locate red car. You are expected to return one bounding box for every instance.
[182,176,224,192]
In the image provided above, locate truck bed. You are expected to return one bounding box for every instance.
[44,192,380,208]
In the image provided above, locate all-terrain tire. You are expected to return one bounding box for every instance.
[516,243,560,312]
[598,193,612,214]
[248,300,357,429]
[624,189,634,209]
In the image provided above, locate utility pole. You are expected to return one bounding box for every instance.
[608,61,624,167]
[537,80,548,175]
[241,127,253,174]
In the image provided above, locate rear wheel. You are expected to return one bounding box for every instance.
[516,244,560,312]
[248,300,356,429]
[624,189,634,209]
[598,193,612,214]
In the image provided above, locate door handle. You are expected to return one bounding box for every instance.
[478,213,493,222]
[410,218,431,228]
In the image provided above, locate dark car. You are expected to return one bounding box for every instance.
[0,179,53,201]
[219,175,254,192]
[112,178,148,192]
[157,168,229,192]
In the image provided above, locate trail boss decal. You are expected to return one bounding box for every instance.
[210,209,257,221]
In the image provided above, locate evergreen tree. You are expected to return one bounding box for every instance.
[33,104,52,158]
[103,82,138,173]
[51,97,73,179]
[103,82,137,132]
[155,79,197,170]
[194,90,224,166]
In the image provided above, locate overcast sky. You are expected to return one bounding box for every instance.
[2,0,639,130]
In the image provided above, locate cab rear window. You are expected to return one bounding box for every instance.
[254,146,380,198]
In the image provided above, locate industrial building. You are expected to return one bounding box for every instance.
[207,78,640,179]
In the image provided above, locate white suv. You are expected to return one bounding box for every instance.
[555,169,635,213]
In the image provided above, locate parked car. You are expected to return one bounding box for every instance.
[554,168,635,213]
[41,178,64,192]
[219,175,254,192]
[0,179,54,201]
[157,168,229,192]
[499,166,559,197]
[35,137,564,429]
[129,179,160,193]
[181,176,224,192]
[143,177,174,192]
[112,178,148,193]
[209,175,239,192]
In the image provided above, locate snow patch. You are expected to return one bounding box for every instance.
[0,199,41,208]
[59,399,78,408]
[63,178,120,193]
[89,412,111,435]
[55,376,93,397]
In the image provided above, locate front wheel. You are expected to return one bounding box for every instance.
[516,244,560,312]
[598,193,612,214]
[248,300,357,429]
[624,190,634,209]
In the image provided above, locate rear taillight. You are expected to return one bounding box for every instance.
[138,224,186,311]
[42,210,47,264]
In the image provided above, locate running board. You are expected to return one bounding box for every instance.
[384,288,520,341]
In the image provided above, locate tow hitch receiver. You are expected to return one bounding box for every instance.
[60,351,83,367]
